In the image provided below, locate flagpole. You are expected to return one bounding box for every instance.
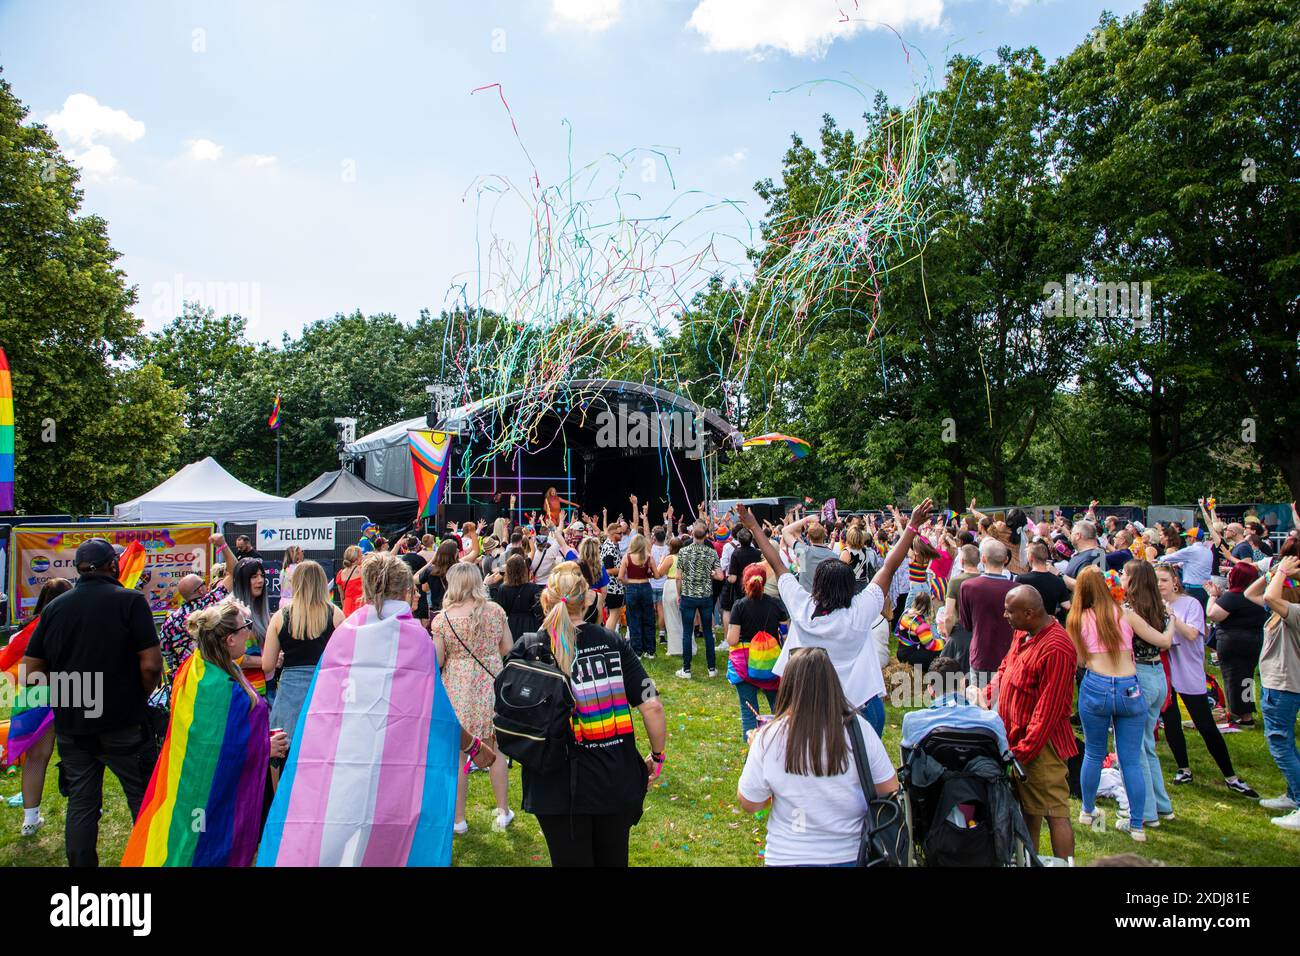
[276,430,281,495]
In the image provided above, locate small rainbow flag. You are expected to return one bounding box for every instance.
[121,653,270,867]
[117,540,147,590]
[267,392,281,430]
[0,348,14,512]
[0,619,52,766]
[742,432,811,460]
[408,429,452,519]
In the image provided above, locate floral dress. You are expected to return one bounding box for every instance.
[431,602,508,740]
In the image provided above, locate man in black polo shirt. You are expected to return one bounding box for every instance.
[22,538,163,867]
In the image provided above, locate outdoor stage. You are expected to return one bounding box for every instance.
[345,380,742,527]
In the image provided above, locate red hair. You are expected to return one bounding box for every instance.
[742,562,768,600]
[1227,562,1259,592]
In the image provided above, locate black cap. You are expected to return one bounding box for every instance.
[74,537,117,569]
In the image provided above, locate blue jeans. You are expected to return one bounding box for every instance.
[1079,670,1148,829]
[624,583,656,656]
[1262,686,1300,803]
[860,696,886,737]
[679,594,715,672]
[736,682,777,741]
[1129,662,1173,821]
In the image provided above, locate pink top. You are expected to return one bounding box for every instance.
[930,549,954,582]
[1080,607,1134,656]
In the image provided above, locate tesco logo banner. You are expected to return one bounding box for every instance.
[255,518,336,551]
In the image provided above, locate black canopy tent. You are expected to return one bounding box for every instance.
[292,469,417,526]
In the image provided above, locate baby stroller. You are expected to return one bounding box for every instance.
[899,706,1041,867]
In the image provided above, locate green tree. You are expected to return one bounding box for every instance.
[0,71,184,512]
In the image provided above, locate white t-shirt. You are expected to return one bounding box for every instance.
[773,575,886,708]
[739,714,895,866]
[650,543,670,591]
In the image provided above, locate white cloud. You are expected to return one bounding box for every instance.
[688,0,944,57]
[238,154,278,168]
[718,148,748,167]
[46,93,145,150]
[551,0,623,31]
[73,144,119,177]
[186,138,224,161]
[44,93,145,180]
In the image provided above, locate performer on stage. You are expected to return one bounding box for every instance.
[544,486,580,527]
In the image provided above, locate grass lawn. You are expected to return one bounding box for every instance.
[2,644,1297,867]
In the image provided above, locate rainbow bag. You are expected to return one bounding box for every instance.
[746,631,782,684]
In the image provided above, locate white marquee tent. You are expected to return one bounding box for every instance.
[114,457,298,523]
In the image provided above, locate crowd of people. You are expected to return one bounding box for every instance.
[3,491,1299,867]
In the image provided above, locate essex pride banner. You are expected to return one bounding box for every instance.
[7,523,215,623]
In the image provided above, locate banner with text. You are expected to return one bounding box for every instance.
[8,523,215,623]
[254,517,337,552]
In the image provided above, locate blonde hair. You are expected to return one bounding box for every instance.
[343,545,363,568]
[284,545,305,567]
[186,598,259,708]
[443,562,488,608]
[362,552,413,610]
[287,560,331,641]
[492,518,510,543]
[626,533,648,561]
[539,561,588,676]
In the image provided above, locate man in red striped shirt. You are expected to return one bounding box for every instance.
[990,585,1079,860]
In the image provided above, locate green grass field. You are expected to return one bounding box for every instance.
[2,647,1297,867]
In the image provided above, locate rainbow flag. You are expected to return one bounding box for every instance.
[0,348,13,512]
[267,392,281,430]
[117,540,147,590]
[122,653,269,867]
[258,601,461,866]
[408,429,452,520]
[712,524,731,543]
[0,618,52,766]
[742,432,811,460]
[930,572,949,605]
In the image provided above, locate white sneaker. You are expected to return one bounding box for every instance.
[1261,795,1298,811]
[675,669,692,680]
[453,820,469,836]
[1271,808,1300,831]
[1159,811,1176,821]
[1078,808,1105,829]
[1115,818,1147,842]
[707,668,717,678]
[494,809,515,831]
[21,815,44,838]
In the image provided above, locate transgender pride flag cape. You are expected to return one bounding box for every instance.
[258,600,461,867]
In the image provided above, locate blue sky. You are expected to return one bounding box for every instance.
[1,0,1144,341]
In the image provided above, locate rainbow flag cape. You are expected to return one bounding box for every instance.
[258,600,461,867]
[0,618,52,766]
[0,348,12,512]
[117,540,147,591]
[408,429,451,519]
[267,392,281,430]
[742,432,810,460]
[122,653,269,867]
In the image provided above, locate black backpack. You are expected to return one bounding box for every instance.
[493,632,576,773]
